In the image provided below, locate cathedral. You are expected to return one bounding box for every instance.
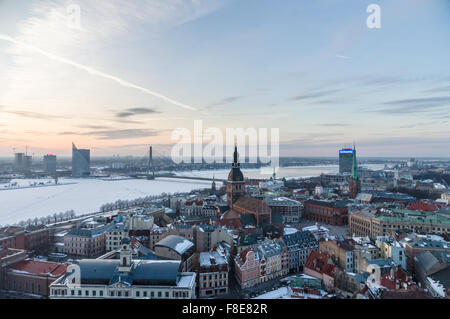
[226,145,246,207]
[219,146,275,232]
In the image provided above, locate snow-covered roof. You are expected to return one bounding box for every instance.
[426,277,446,298]
[199,251,228,267]
[284,227,298,236]
[155,235,194,255]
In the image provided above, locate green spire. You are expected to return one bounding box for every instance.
[351,144,358,180]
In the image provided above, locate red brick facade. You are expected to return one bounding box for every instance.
[303,200,348,226]
[0,226,49,252]
[5,259,68,298]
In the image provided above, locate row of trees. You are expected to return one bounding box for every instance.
[99,193,175,212]
[1,188,204,228]
[0,210,76,229]
[98,187,205,213]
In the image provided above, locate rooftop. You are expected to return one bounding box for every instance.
[9,259,68,278]
[155,235,194,256]
[199,251,228,267]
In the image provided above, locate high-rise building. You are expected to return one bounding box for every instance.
[14,152,32,173]
[43,154,57,176]
[14,153,25,172]
[348,145,361,199]
[72,143,90,178]
[24,155,32,173]
[339,148,354,174]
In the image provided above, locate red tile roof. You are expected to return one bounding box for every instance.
[9,259,68,278]
[380,266,412,290]
[218,209,243,229]
[407,200,443,212]
[305,251,335,277]
[239,248,252,263]
[185,200,203,206]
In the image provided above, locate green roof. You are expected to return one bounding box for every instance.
[392,209,434,216]
[239,233,258,246]
[291,275,323,289]
[378,211,450,225]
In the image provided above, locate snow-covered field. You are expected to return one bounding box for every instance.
[0,177,210,226]
[0,178,74,190]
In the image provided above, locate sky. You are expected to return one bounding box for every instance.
[0,0,449,158]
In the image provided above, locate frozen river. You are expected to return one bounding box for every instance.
[0,177,210,226]
[175,164,385,180]
[0,164,385,226]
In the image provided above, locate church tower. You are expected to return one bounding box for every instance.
[211,174,216,194]
[349,144,361,199]
[226,145,245,207]
[118,238,132,273]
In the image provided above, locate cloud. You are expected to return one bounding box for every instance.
[0,34,199,111]
[60,129,159,140]
[279,135,450,157]
[289,89,339,101]
[357,75,405,87]
[336,55,351,60]
[372,96,450,114]
[316,123,349,127]
[91,129,159,140]
[208,96,245,108]
[77,124,114,130]
[0,107,67,120]
[425,86,450,93]
[0,1,226,114]
[115,107,160,118]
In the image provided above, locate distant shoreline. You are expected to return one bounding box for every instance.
[0,182,77,192]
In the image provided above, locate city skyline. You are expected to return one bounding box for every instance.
[1,0,450,157]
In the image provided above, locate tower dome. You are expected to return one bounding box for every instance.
[226,145,246,207]
[228,145,244,182]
